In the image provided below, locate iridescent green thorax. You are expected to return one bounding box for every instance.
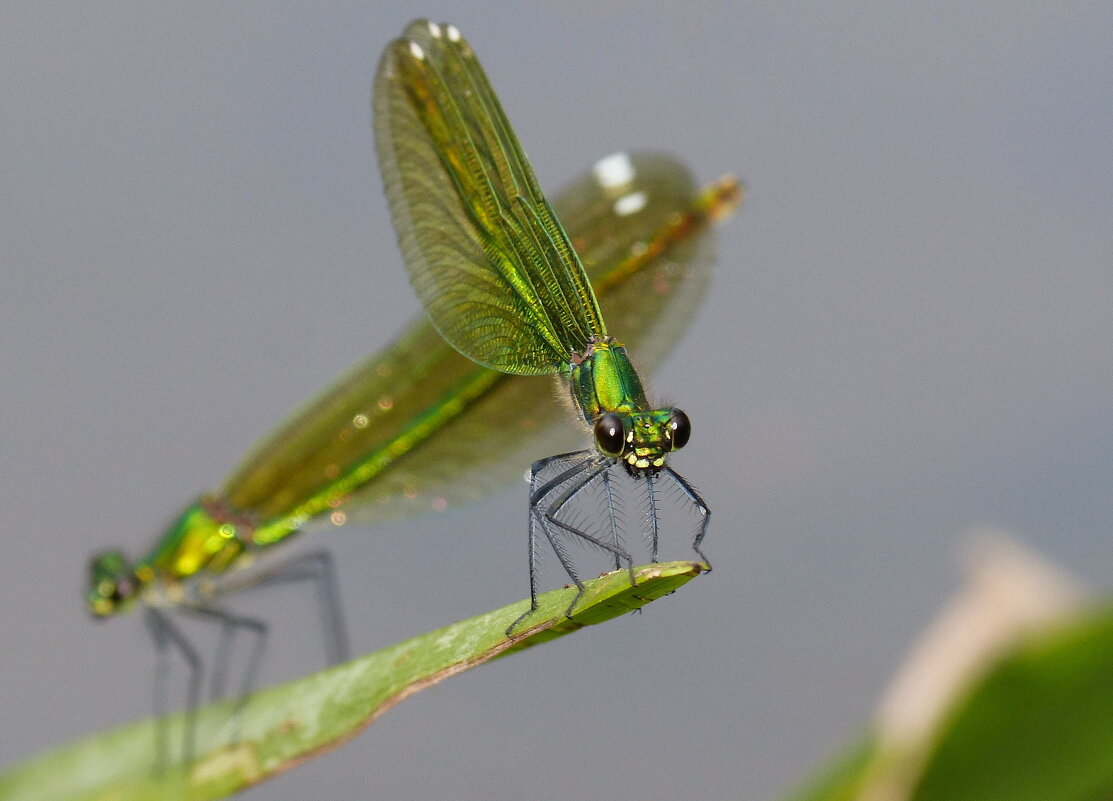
[140,498,251,583]
[569,338,649,422]
[570,338,682,473]
[86,499,251,617]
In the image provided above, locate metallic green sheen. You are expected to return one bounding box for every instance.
[373,19,704,476]
[374,19,606,375]
[623,409,680,468]
[86,16,741,618]
[140,503,239,580]
[218,155,728,541]
[87,153,735,614]
[569,341,649,423]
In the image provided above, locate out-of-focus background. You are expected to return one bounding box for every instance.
[2,3,1111,799]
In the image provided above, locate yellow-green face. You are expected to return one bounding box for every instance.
[623,409,690,472]
[593,407,692,474]
[569,339,692,471]
[86,550,138,617]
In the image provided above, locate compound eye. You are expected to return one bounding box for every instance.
[668,409,691,451]
[593,413,626,458]
[114,576,136,602]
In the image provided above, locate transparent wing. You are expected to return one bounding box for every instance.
[218,153,740,535]
[373,19,605,375]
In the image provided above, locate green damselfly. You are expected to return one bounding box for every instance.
[373,20,737,633]
[86,20,739,757]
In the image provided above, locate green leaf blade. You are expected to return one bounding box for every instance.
[0,561,706,801]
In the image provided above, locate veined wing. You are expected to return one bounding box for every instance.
[331,156,738,527]
[219,153,740,536]
[373,19,605,375]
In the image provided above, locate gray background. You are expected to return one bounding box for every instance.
[3,2,1112,799]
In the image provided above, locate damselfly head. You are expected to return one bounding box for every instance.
[594,407,692,476]
[87,550,139,618]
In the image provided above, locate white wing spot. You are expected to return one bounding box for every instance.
[614,191,647,216]
[593,152,635,189]
[428,21,442,38]
[409,41,425,60]
[446,24,461,42]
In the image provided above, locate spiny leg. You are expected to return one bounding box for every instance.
[663,466,712,569]
[532,503,587,618]
[180,604,267,747]
[506,501,542,637]
[506,501,593,635]
[304,551,349,664]
[179,605,267,702]
[542,464,635,578]
[140,550,348,766]
[541,462,637,617]
[643,472,661,563]
[144,607,201,771]
[219,550,350,665]
[507,451,595,636]
[601,468,623,571]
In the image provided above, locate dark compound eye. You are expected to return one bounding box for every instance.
[593,413,626,457]
[668,409,691,451]
[114,577,136,602]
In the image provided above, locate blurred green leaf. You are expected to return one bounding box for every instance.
[784,604,1113,801]
[785,739,875,801]
[0,561,705,801]
[911,604,1113,801]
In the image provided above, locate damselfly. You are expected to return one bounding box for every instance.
[88,105,737,763]
[373,20,738,633]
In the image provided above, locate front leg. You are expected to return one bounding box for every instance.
[507,451,595,636]
[663,466,712,570]
[539,460,636,618]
